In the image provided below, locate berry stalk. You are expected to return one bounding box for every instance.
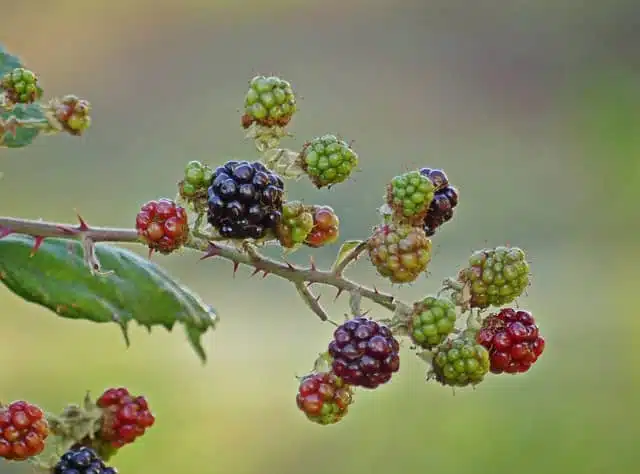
[0,216,401,316]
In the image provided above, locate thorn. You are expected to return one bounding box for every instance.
[29,236,45,257]
[233,261,240,276]
[305,281,313,288]
[373,285,379,294]
[200,242,221,260]
[250,267,261,278]
[262,271,269,279]
[0,226,14,239]
[309,255,317,271]
[285,260,295,270]
[74,210,90,231]
[361,309,371,317]
[334,288,344,301]
[314,294,322,303]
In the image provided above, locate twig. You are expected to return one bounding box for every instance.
[333,241,368,276]
[0,216,402,320]
[295,282,331,323]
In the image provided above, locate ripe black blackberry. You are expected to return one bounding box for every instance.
[328,317,401,389]
[53,447,117,474]
[420,168,459,236]
[207,160,285,239]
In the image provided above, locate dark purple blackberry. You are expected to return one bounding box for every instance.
[419,168,459,236]
[328,317,400,389]
[53,447,117,474]
[207,160,285,239]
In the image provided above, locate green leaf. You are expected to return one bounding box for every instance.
[331,240,365,273]
[1,103,45,148]
[0,234,218,362]
[0,44,22,77]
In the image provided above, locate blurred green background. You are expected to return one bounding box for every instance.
[1,0,639,473]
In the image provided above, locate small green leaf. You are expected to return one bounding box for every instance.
[0,235,218,362]
[331,240,365,273]
[0,45,22,77]
[1,103,45,148]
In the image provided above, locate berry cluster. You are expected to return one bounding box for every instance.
[419,168,459,236]
[387,170,436,224]
[329,317,401,389]
[455,246,530,309]
[207,160,285,239]
[1,67,42,104]
[477,308,545,374]
[0,387,155,472]
[296,372,353,425]
[431,337,491,387]
[299,135,359,188]
[53,94,92,135]
[409,296,457,349]
[136,199,189,254]
[367,223,432,283]
[304,205,340,248]
[0,401,49,461]
[0,50,551,440]
[180,160,214,202]
[242,75,297,129]
[53,447,117,474]
[96,387,155,449]
[276,201,314,248]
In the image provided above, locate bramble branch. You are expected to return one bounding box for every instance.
[0,216,401,319]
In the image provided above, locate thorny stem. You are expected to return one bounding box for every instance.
[0,216,402,319]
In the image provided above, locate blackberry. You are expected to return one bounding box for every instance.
[456,246,530,309]
[1,68,42,105]
[328,317,400,389]
[420,168,459,236]
[476,308,545,374]
[299,134,358,188]
[296,372,353,425]
[386,170,436,224]
[409,296,458,349]
[207,160,285,239]
[242,75,297,129]
[367,223,432,284]
[431,336,490,387]
[276,201,314,248]
[0,401,49,461]
[53,446,117,474]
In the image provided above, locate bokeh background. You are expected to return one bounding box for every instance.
[1,1,639,473]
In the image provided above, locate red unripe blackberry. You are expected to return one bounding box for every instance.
[207,160,285,239]
[0,400,49,461]
[136,199,189,254]
[304,205,339,248]
[296,372,353,425]
[476,308,545,374]
[96,388,155,448]
[328,317,400,389]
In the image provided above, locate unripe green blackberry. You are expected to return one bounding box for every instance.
[367,223,432,284]
[457,246,530,309]
[242,75,297,129]
[386,170,436,224]
[431,336,490,387]
[409,296,458,349]
[1,68,43,104]
[276,201,314,248]
[299,135,358,188]
[180,160,214,198]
